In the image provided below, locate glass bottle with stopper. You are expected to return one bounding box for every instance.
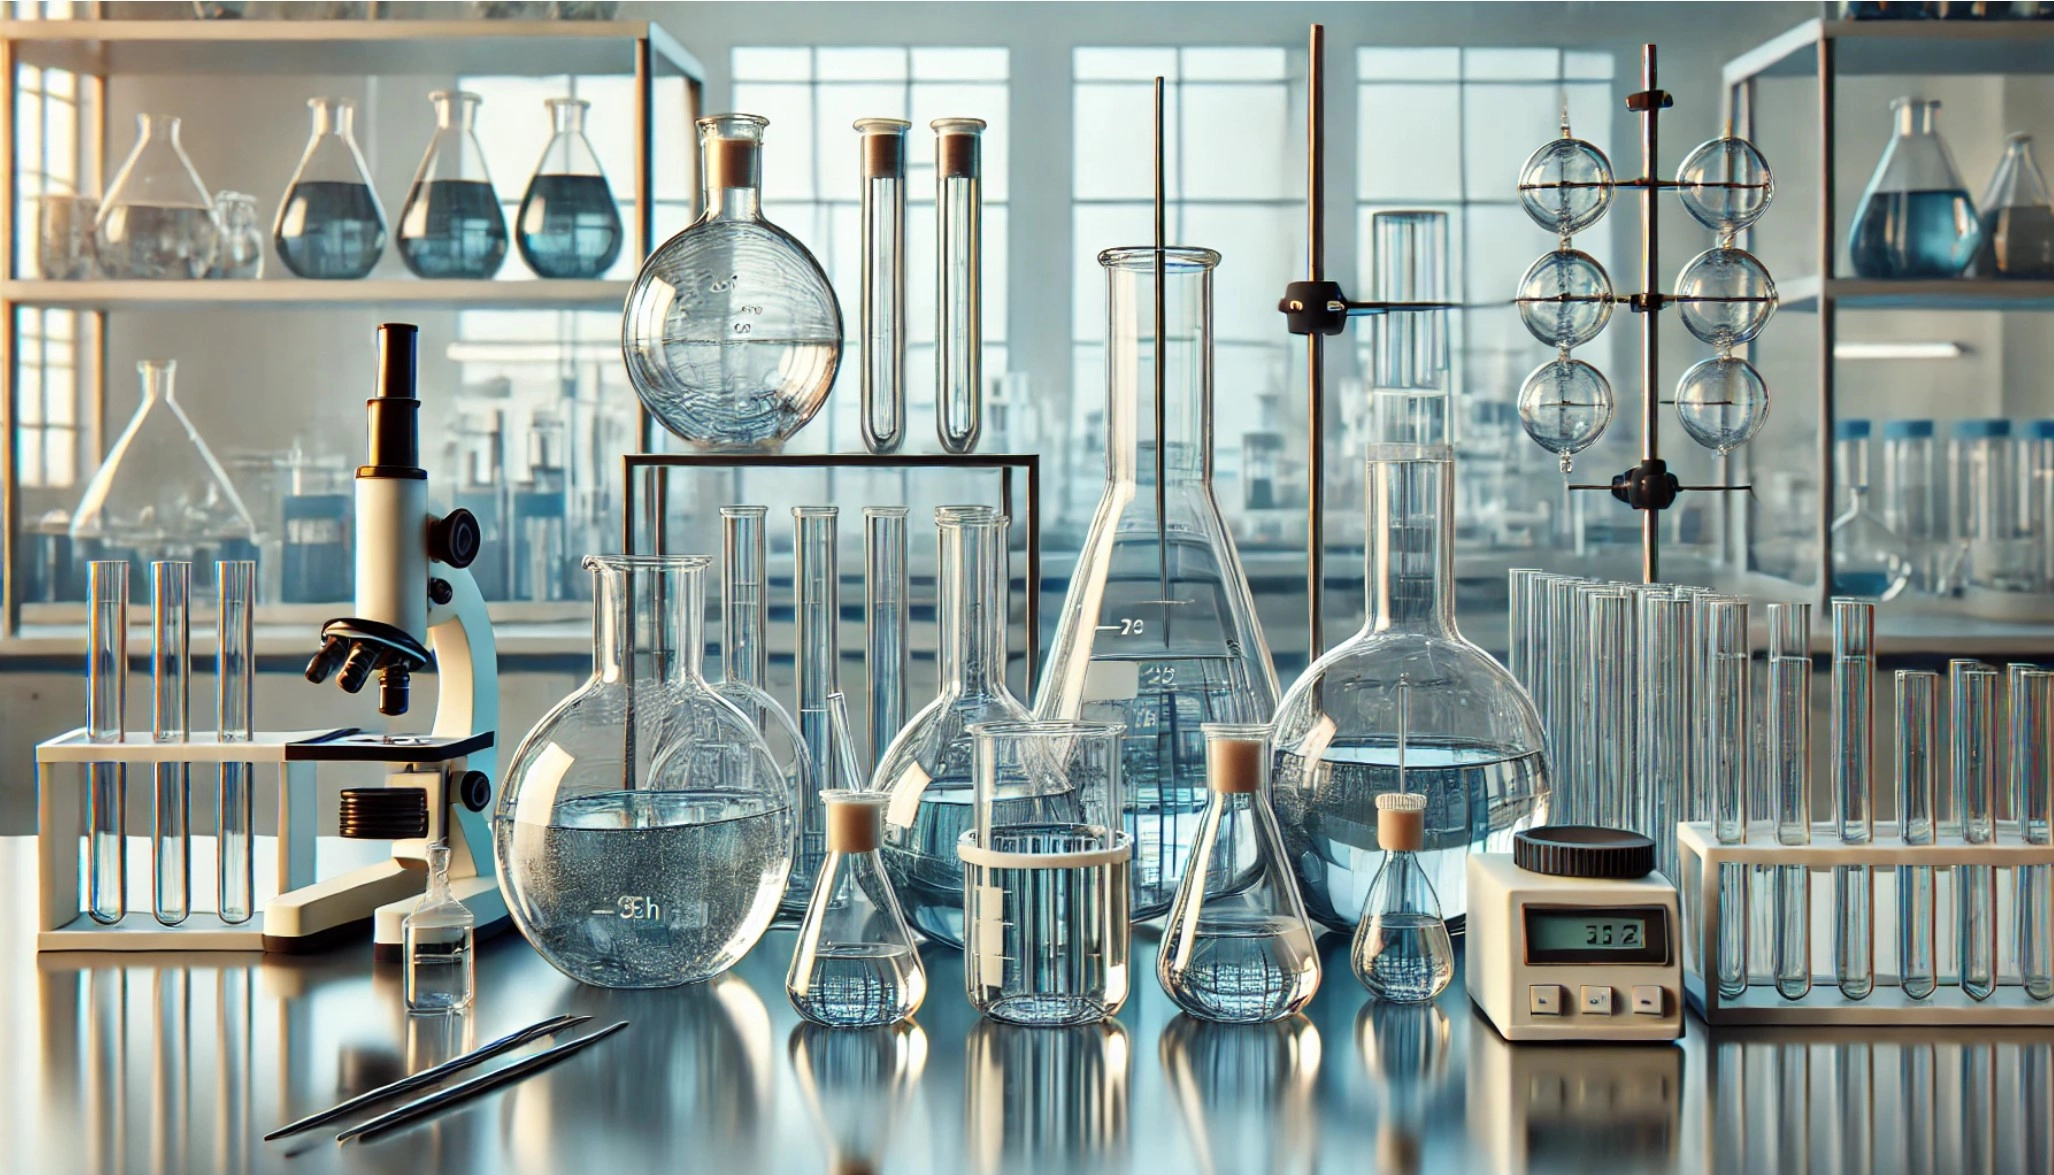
[787,776,927,1027]
[404,842,476,1014]
[1351,790,1455,1003]
[274,97,386,280]
[397,90,509,280]
[516,97,624,279]
[1849,97,1978,279]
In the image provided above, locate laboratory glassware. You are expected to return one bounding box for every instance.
[1881,420,1943,593]
[404,842,476,1014]
[856,118,909,454]
[2026,421,2054,591]
[961,720,1132,1026]
[39,193,98,279]
[1517,356,1613,472]
[1950,419,2028,591]
[151,560,191,926]
[786,789,926,1028]
[86,561,128,925]
[1708,598,1751,999]
[1674,247,1777,348]
[1585,590,1632,832]
[2012,667,2053,1001]
[515,97,624,279]
[1974,132,2054,279]
[1951,659,1998,1001]
[216,559,256,924]
[1156,724,1321,1023]
[865,506,910,774]
[1675,135,1776,235]
[1637,593,1690,886]
[1768,602,1811,1001]
[623,113,842,448]
[876,506,1032,947]
[1848,97,1979,279]
[790,507,841,910]
[1272,445,1550,930]
[94,113,219,279]
[495,554,793,988]
[1674,355,1770,456]
[713,505,813,914]
[1035,244,1281,920]
[1896,669,1940,1000]
[273,97,386,280]
[397,90,509,279]
[1351,792,1456,1004]
[1514,248,1614,349]
[1830,419,1913,601]
[207,191,263,279]
[934,117,985,454]
[1158,1013,1320,1175]
[68,359,260,569]
[1517,115,1614,235]
[1831,599,1876,1001]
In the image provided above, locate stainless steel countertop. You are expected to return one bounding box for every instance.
[3,837,2050,1174]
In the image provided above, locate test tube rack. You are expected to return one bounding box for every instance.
[1678,821,2054,1024]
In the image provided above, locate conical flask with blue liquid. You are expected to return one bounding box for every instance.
[1849,97,1979,278]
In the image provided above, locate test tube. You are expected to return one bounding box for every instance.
[2012,667,2053,1001]
[217,560,256,925]
[720,506,771,691]
[151,561,191,926]
[933,117,985,454]
[1896,670,1941,1000]
[1767,602,1811,1001]
[1708,598,1750,998]
[1587,590,1631,832]
[1830,599,1874,1000]
[1506,568,1538,691]
[855,117,909,455]
[86,560,129,925]
[864,506,910,775]
[1638,594,1689,885]
[793,507,840,899]
[1951,659,1998,1001]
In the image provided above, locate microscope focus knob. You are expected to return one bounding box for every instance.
[431,509,482,569]
[459,770,492,812]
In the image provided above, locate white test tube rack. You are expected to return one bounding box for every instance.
[1678,821,2054,1025]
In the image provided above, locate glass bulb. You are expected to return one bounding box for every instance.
[1675,246,1778,348]
[1675,356,1770,455]
[1676,135,1776,234]
[1518,357,1613,470]
[1516,248,1614,349]
[1518,135,1614,236]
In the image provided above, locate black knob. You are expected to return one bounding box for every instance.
[1513,826,1657,880]
[430,509,481,569]
[428,577,454,606]
[459,770,492,812]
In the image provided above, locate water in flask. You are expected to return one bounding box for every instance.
[965,825,1132,1026]
[275,181,385,279]
[399,179,509,279]
[1849,189,1979,278]
[517,174,623,278]
[1353,913,1455,1003]
[788,786,925,1027]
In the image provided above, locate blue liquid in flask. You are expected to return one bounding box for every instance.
[1849,188,1979,278]
[274,180,386,280]
[398,179,508,279]
[517,174,623,279]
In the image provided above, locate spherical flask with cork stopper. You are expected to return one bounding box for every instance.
[1351,792,1455,1003]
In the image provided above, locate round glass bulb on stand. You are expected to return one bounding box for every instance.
[1515,248,1614,349]
[1675,247,1778,348]
[1518,128,1614,236]
[1675,356,1770,455]
[1517,357,1613,473]
[1675,135,1776,235]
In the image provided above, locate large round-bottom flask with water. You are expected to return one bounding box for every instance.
[495,554,793,988]
[1034,246,1280,920]
[1271,445,1551,930]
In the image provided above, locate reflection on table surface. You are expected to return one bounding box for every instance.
[2,842,2051,1174]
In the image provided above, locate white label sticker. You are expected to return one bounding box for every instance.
[1082,660,1140,702]
[884,761,932,828]
[973,884,1006,982]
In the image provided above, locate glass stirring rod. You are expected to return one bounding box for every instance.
[1831,600,1875,1000]
[1896,670,1941,1000]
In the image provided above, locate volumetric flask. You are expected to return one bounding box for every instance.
[95,113,219,280]
[516,97,624,279]
[1035,245,1280,921]
[960,720,1132,1026]
[397,90,509,279]
[274,98,386,280]
[624,114,842,448]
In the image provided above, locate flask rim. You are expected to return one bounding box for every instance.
[1099,244,1219,272]
[580,552,712,572]
[854,116,912,134]
[968,718,1126,741]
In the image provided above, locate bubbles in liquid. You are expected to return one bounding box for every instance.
[1515,248,1614,349]
[1157,912,1321,1023]
[398,178,508,279]
[516,173,623,279]
[1675,246,1778,348]
[1675,356,1770,454]
[274,180,386,279]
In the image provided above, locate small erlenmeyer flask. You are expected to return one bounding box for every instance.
[516,97,624,279]
[274,97,386,280]
[95,113,220,280]
[1975,132,2054,279]
[1849,97,1979,278]
[1156,724,1321,1023]
[786,789,927,1028]
[1350,793,1455,1004]
[397,90,509,279]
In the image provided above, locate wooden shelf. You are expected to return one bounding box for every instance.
[1,277,629,310]
[1778,274,2054,313]
[1725,17,2054,85]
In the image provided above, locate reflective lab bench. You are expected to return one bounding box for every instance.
[1,836,2048,1175]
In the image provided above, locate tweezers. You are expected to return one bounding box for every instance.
[338,1020,630,1143]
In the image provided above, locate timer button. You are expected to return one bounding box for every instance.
[1631,985,1666,1016]
[1580,985,1615,1015]
[1528,985,1564,1016]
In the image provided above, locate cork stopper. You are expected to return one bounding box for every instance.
[933,117,985,179]
[700,113,768,191]
[854,117,910,179]
[1206,735,1264,793]
[824,792,886,853]
[1375,792,1426,853]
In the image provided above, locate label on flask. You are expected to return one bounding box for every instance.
[973,883,1006,983]
[885,761,932,829]
[1082,660,1140,702]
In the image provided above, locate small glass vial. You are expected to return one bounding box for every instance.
[1350,793,1454,1004]
[787,790,926,1028]
[404,842,476,1014]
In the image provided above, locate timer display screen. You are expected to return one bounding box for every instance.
[1522,906,1670,965]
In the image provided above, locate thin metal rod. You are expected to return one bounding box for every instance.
[1816,36,1837,609]
[1639,42,1660,585]
[337,1022,629,1144]
[634,35,657,453]
[1153,76,1169,649]
[1305,22,1326,654]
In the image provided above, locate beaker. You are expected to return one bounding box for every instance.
[1035,244,1281,921]
[206,191,263,279]
[1830,420,1913,600]
[1849,97,1979,278]
[397,90,509,279]
[786,790,926,1027]
[624,113,842,448]
[960,720,1132,1026]
[39,193,98,279]
[855,118,909,454]
[1975,132,2054,279]
[273,97,386,280]
[934,118,985,454]
[516,97,624,279]
[877,506,1033,947]
[95,113,219,279]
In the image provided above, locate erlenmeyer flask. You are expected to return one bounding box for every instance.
[1157,724,1321,1023]
[95,113,219,280]
[1975,132,2054,279]
[516,97,624,279]
[70,360,258,570]
[876,506,1032,947]
[1849,97,1979,278]
[623,113,842,448]
[787,789,927,1027]
[274,97,386,280]
[1831,419,1914,600]
[397,90,509,279]
[1035,245,1281,920]
[1350,793,1455,1003]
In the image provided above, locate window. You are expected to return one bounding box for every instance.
[14,59,91,488]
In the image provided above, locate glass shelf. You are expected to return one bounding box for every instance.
[1726,17,2054,86]
[1,278,631,311]
[1778,275,2054,313]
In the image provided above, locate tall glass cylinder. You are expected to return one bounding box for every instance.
[86,560,129,925]
[1506,569,1538,691]
[1951,658,1999,1000]
[1897,670,1940,1000]
[1767,602,1812,1000]
[865,506,910,774]
[792,507,840,904]
[216,559,256,925]
[1637,594,1689,885]
[856,118,909,455]
[1369,210,1451,445]
[151,561,191,926]
[1950,419,2025,591]
[1587,590,1631,833]
[2024,421,2054,592]
[1830,599,1875,1000]
[1708,598,1750,998]
[1882,420,1941,593]
[2013,667,2054,1001]
[933,118,985,454]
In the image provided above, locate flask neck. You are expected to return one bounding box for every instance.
[136,113,182,148]
[550,98,588,137]
[703,139,763,221]
[1894,99,1939,139]
[720,509,769,689]
[432,90,480,133]
[422,843,452,905]
[1101,248,1216,485]
[1363,448,1459,635]
[309,98,354,141]
[588,556,706,687]
[138,360,176,404]
[938,511,1010,695]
